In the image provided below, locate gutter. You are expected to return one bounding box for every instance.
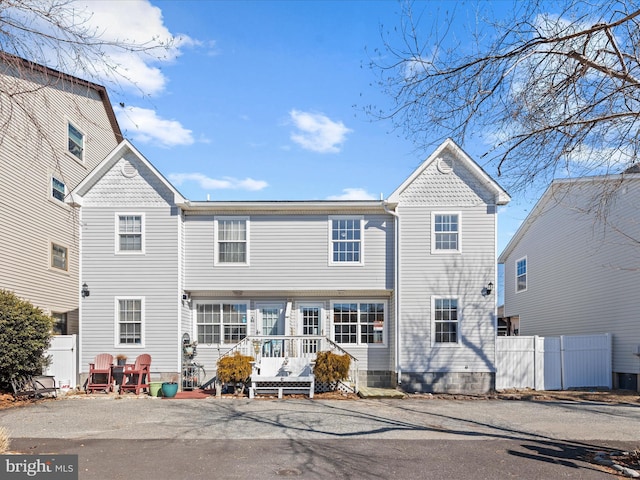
[383,201,401,385]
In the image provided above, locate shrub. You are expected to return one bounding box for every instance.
[313,351,351,385]
[0,427,9,454]
[0,290,53,390]
[216,352,253,394]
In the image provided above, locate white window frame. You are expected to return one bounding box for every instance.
[431,212,461,254]
[330,300,387,347]
[516,256,527,293]
[115,297,145,348]
[431,296,460,346]
[50,241,68,272]
[194,300,250,345]
[51,174,66,203]
[214,216,250,265]
[115,213,145,254]
[328,215,364,265]
[67,121,85,162]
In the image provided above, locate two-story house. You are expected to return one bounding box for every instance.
[499,174,640,391]
[0,53,122,335]
[69,138,509,393]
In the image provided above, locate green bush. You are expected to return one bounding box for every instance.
[313,351,351,385]
[0,290,53,389]
[216,352,253,394]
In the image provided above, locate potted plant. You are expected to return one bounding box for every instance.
[116,354,127,366]
[161,375,179,398]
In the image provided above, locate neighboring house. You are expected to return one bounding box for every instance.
[69,138,510,393]
[0,53,122,335]
[499,174,640,391]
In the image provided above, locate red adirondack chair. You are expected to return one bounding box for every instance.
[86,354,114,393]
[119,354,151,395]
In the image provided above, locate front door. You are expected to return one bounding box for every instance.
[299,304,322,354]
[257,303,284,357]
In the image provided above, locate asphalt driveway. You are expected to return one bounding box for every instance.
[1,395,639,479]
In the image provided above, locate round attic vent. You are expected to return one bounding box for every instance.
[121,160,138,178]
[436,157,453,174]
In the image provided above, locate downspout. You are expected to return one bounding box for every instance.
[383,201,401,385]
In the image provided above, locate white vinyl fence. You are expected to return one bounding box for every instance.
[496,333,612,390]
[43,335,78,391]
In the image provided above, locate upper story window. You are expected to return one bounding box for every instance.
[196,302,248,344]
[434,297,459,344]
[68,122,84,161]
[516,257,527,292]
[332,301,385,345]
[432,213,460,253]
[117,214,144,253]
[50,242,68,271]
[330,216,363,264]
[215,217,249,264]
[117,298,143,346]
[51,176,66,202]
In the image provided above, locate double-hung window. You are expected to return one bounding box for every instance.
[332,301,385,345]
[196,302,248,344]
[117,214,144,253]
[516,257,527,292]
[51,242,68,271]
[434,298,458,344]
[330,216,363,264]
[51,176,66,202]
[51,312,67,335]
[432,213,460,253]
[215,217,248,264]
[68,122,84,161]
[117,298,143,345]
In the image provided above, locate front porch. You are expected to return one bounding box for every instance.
[213,335,359,397]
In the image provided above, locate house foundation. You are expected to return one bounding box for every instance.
[401,371,495,394]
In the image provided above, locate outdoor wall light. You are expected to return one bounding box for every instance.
[483,282,493,297]
[81,283,90,298]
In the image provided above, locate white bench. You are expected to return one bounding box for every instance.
[249,375,314,399]
[249,357,314,399]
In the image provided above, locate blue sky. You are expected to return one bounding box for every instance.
[70,1,537,261]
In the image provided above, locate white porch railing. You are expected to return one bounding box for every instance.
[219,335,359,393]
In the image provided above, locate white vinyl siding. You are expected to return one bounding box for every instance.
[215,217,249,265]
[500,179,640,375]
[329,216,363,265]
[185,214,392,291]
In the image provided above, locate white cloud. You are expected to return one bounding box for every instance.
[116,106,194,147]
[326,188,377,200]
[169,173,268,191]
[289,110,352,153]
[69,1,197,95]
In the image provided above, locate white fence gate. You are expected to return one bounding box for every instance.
[496,333,612,390]
[43,335,78,390]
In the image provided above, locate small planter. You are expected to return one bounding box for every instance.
[149,382,163,397]
[161,382,178,398]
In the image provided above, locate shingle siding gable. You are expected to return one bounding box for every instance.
[397,151,496,206]
[82,154,175,207]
